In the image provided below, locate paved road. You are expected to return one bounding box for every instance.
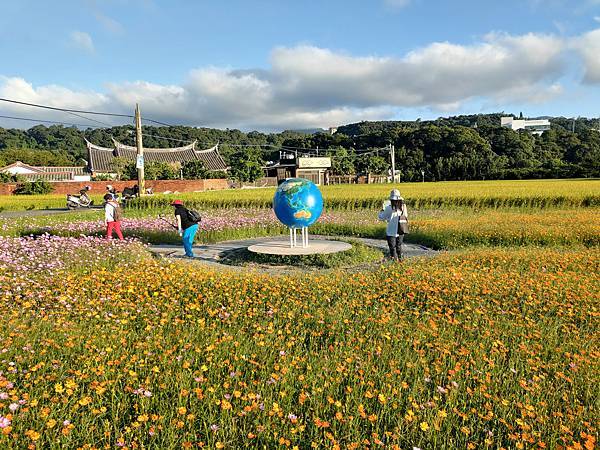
[149,236,436,272]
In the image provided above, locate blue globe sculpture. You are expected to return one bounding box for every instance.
[273,178,323,228]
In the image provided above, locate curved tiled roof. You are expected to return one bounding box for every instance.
[86,141,117,173]
[194,145,228,171]
[86,139,227,173]
[19,171,77,182]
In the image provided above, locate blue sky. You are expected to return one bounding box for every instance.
[1,0,599,130]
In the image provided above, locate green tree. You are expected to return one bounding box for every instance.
[14,180,54,195]
[0,172,23,183]
[229,149,264,182]
[124,161,179,180]
[327,147,355,175]
[182,161,209,179]
[110,157,130,180]
[362,155,389,175]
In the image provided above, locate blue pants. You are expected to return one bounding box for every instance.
[182,224,198,257]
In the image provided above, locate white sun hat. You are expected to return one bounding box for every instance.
[389,189,401,200]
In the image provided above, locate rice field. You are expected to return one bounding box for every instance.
[0,179,598,211]
[127,179,600,210]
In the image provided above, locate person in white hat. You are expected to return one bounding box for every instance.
[378,189,409,260]
[106,185,118,201]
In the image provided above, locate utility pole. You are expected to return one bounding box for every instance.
[135,104,145,195]
[390,144,396,184]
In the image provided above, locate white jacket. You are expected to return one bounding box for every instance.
[378,204,408,237]
[105,202,118,222]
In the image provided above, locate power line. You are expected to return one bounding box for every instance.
[0,97,133,118]
[0,97,172,127]
[63,110,115,128]
[225,143,277,147]
[139,132,195,144]
[0,114,106,128]
[141,117,176,127]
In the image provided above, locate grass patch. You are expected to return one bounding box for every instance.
[220,240,385,269]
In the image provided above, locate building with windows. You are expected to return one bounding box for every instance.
[264,154,332,185]
[500,117,551,135]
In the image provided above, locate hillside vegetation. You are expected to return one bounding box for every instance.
[0,113,599,181]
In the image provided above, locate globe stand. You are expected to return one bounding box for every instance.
[251,177,350,256]
[289,227,309,248]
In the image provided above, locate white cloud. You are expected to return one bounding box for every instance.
[69,31,95,54]
[572,28,600,83]
[5,28,600,130]
[594,15,600,22]
[268,32,566,109]
[0,77,107,110]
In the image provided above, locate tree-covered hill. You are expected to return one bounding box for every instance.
[0,113,598,180]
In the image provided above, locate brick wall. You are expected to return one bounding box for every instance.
[0,179,229,196]
[0,184,16,195]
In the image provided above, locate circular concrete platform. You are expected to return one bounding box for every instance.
[248,239,352,256]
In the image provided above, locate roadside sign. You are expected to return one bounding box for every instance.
[136,155,144,169]
[298,157,331,169]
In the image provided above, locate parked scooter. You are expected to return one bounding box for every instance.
[66,186,94,209]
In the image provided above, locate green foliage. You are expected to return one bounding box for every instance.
[123,161,180,180]
[91,173,113,181]
[0,172,23,183]
[110,157,131,181]
[205,170,228,179]
[13,180,54,195]
[362,155,389,175]
[229,148,264,182]
[327,147,355,175]
[0,114,599,181]
[182,160,209,179]
[0,147,74,166]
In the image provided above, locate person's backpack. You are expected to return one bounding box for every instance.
[186,209,201,223]
[112,203,123,222]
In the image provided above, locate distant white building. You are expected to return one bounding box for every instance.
[0,161,91,182]
[501,117,551,135]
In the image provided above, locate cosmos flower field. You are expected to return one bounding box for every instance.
[0,181,598,449]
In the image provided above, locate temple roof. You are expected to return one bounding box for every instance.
[0,161,88,181]
[86,139,227,173]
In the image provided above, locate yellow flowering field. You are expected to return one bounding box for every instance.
[1,242,598,448]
